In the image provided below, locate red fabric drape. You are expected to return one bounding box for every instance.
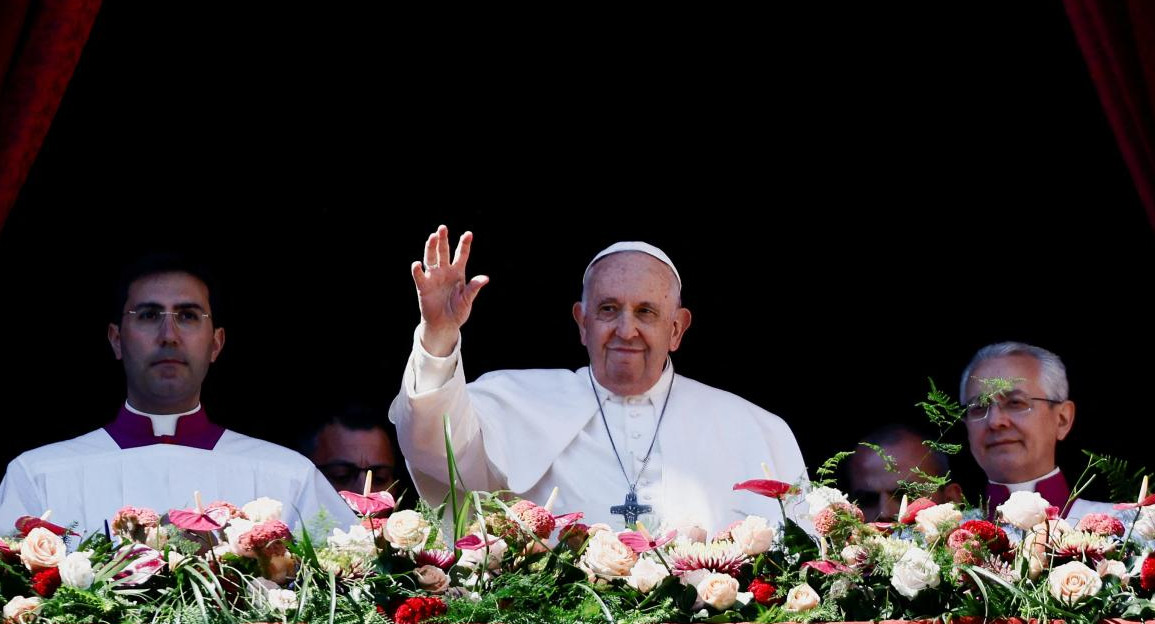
[0,0,101,234]
[1065,0,1155,230]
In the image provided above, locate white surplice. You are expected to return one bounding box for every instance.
[0,429,358,538]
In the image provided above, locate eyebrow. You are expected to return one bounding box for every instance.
[130,302,208,311]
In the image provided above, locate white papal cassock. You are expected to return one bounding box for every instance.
[390,328,810,534]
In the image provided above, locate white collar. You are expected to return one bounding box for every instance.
[589,358,675,405]
[124,401,202,436]
[992,466,1061,493]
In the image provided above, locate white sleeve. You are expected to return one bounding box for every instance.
[0,457,44,527]
[388,325,500,504]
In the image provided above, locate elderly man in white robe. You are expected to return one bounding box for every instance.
[0,254,355,537]
[389,226,809,533]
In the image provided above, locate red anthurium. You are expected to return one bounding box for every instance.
[339,490,396,517]
[617,523,677,554]
[802,560,852,575]
[455,534,500,550]
[1114,494,1155,510]
[15,516,77,537]
[733,479,796,499]
[900,498,937,524]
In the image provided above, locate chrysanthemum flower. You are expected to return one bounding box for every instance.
[669,541,748,577]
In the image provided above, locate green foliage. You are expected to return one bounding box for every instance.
[813,450,855,487]
[915,377,965,427]
[1082,450,1151,502]
[36,585,136,624]
[924,440,961,456]
[858,442,896,472]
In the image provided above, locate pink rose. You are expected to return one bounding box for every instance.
[19,527,65,572]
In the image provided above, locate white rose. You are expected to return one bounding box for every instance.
[579,530,638,578]
[1097,559,1128,580]
[326,524,377,557]
[1048,561,1102,604]
[914,503,963,542]
[696,572,739,610]
[267,588,298,612]
[2,596,41,622]
[415,564,450,593]
[784,583,821,611]
[676,521,707,544]
[805,486,849,517]
[890,546,941,598]
[457,534,508,571]
[626,557,670,594]
[841,544,868,568]
[386,510,429,550]
[1133,507,1155,541]
[730,515,776,556]
[997,491,1050,530]
[19,527,66,572]
[58,551,95,589]
[242,497,284,523]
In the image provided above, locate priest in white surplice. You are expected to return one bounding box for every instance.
[390,227,809,533]
[0,254,355,538]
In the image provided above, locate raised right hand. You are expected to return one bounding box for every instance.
[410,225,489,356]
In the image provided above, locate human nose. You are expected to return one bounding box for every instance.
[615,313,639,339]
[156,313,181,343]
[985,402,1012,428]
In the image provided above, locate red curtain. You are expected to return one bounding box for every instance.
[0,0,101,234]
[1065,0,1155,230]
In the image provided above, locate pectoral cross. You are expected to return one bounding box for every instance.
[610,489,651,525]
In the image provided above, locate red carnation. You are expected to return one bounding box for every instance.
[748,577,779,605]
[1141,553,1155,593]
[390,596,448,624]
[959,520,1010,554]
[32,566,61,597]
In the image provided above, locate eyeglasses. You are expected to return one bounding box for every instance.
[317,462,394,490]
[963,396,1062,422]
[124,307,211,330]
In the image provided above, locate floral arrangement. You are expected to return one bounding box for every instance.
[3,382,1155,624]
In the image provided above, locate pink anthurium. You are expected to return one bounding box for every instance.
[338,491,396,517]
[617,522,676,554]
[732,479,797,499]
[802,560,852,575]
[455,534,500,550]
[553,511,584,527]
[339,468,396,517]
[168,491,224,531]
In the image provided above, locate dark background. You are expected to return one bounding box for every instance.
[2,5,1152,499]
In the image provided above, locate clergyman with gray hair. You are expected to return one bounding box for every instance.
[960,341,1113,522]
[388,225,808,533]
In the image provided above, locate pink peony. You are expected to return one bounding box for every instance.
[1076,513,1125,537]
